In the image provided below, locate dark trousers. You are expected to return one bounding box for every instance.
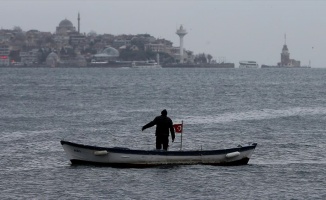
[156,136,169,150]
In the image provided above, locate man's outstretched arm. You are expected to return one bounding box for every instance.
[142,120,156,131]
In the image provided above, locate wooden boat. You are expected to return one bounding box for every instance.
[60,140,257,167]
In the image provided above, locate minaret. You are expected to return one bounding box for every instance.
[176,25,187,64]
[78,12,80,34]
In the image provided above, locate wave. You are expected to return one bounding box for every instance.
[181,107,326,124]
[1,129,60,142]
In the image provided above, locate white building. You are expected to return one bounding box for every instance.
[0,44,10,66]
[20,49,39,65]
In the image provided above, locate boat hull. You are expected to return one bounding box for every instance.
[60,140,257,167]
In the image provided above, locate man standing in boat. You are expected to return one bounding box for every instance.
[142,109,175,150]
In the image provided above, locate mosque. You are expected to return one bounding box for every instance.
[46,13,85,67]
[56,12,80,35]
[56,19,77,35]
[47,13,120,66]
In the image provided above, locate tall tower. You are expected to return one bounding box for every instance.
[280,34,290,66]
[176,25,187,63]
[78,12,80,34]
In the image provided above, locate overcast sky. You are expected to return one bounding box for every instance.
[1,0,326,67]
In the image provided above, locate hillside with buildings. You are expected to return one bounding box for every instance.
[0,14,220,68]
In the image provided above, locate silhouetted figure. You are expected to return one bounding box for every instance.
[142,109,175,150]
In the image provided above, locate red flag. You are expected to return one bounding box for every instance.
[173,123,183,133]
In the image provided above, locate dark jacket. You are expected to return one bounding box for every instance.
[143,115,175,140]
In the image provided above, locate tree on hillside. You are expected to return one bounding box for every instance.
[130,37,147,50]
[38,48,52,63]
[158,52,175,64]
[13,26,23,32]
[207,54,213,63]
[119,47,156,61]
[194,53,207,64]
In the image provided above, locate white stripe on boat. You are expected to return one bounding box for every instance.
[94,150,108,156]
[225,151,240,158]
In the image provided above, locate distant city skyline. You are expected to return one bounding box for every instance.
[1,0,326,67]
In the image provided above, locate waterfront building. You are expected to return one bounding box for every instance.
[69,34,86,46]
[0,29,14,42]
[75,53,87,67]
[20,49,39,65]
[112,39,131,49]
[144,43,167,53]
[0,44,10,66]
[167,46,194,64]
[25,30,41,49]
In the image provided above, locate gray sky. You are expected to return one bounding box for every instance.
[1,0,326,67]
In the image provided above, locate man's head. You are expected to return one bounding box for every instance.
[161,109,167,116]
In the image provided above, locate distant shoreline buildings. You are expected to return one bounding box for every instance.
[0,14,309,68]
[1,13,221,68]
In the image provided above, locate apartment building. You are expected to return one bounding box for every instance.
[0,44,10,66]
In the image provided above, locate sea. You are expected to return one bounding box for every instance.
[0,67,325,200]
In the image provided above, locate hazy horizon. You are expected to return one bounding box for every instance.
[1,0,325,67]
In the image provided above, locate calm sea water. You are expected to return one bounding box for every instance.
[0,68,325,199]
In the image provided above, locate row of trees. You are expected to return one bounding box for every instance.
[194,53,213,64]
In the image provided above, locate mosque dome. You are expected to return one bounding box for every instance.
[46,52,60,67]
[56,18,76,35]
[102,47,119,57]
[59,19,74,28]
[94,46,119,58]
